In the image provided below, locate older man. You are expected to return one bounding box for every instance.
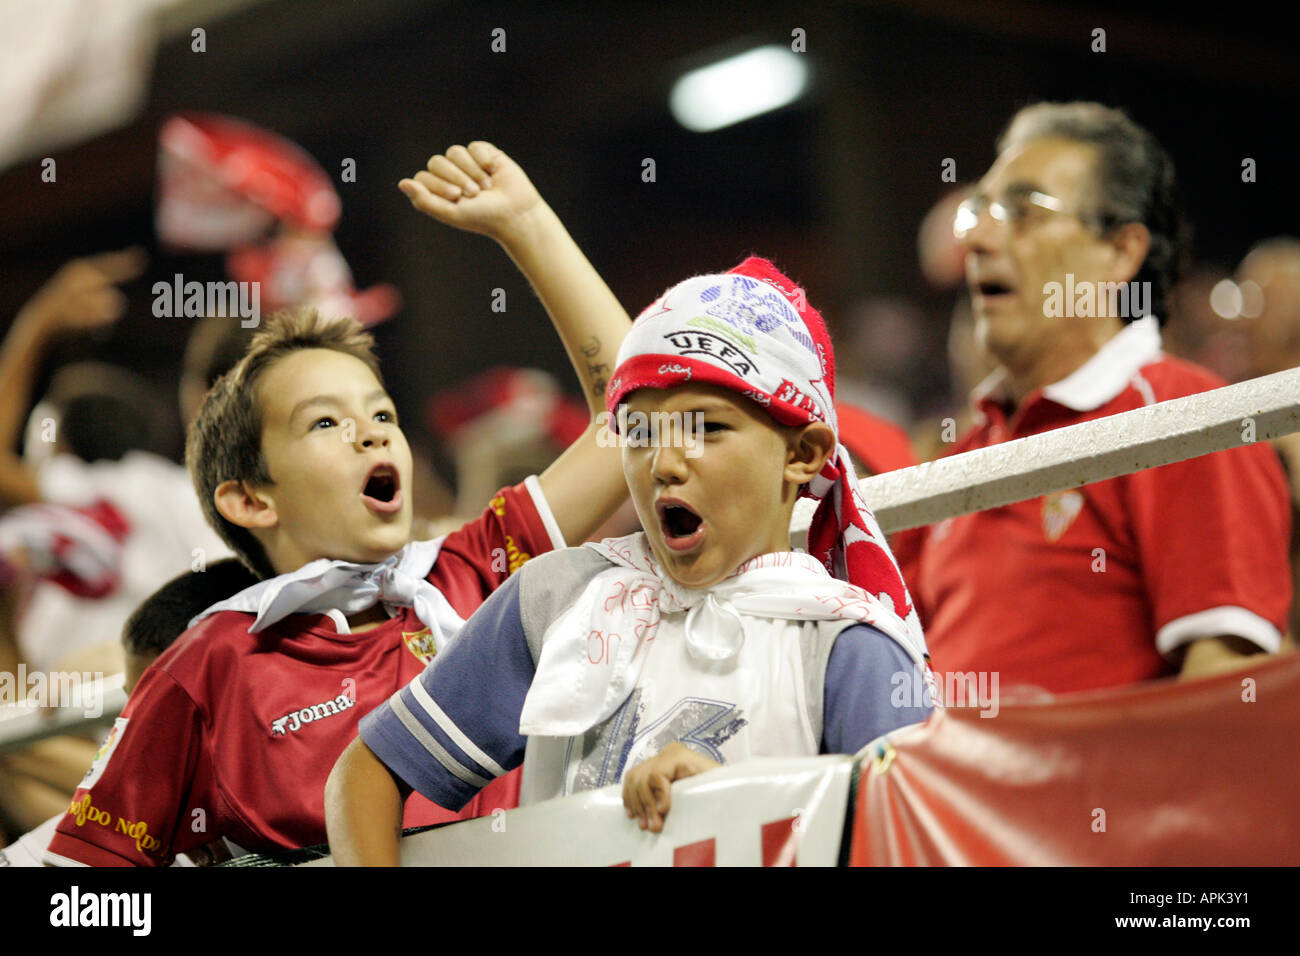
[904,102,1291,695]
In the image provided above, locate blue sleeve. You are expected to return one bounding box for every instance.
[821,623,934,754]
[359,571,533,811]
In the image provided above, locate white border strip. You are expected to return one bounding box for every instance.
[388,691,491,789]
[408,677,507,778]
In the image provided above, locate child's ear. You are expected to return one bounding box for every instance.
[784,422,837,486]
[214,479,279,531]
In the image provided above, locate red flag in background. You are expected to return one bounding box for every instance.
[156,112,399,326]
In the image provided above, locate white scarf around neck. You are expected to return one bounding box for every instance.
[190,538,464,651]
[518,532,927,737]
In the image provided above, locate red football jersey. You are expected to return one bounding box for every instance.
[908,326,1291,696]
[45,479,563,866]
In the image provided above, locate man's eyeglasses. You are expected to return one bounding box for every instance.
[952,189,1076,239]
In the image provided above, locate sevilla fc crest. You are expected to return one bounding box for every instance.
[403,627,437,665]
[1041,490,1084,542]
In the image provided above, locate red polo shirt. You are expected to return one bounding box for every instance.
[905,318,1291,695]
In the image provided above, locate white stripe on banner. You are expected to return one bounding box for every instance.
[300,755,855,867]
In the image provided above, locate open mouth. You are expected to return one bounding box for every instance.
[656,499,704,551]
[975,279,1016,298]
[360,463,402,514]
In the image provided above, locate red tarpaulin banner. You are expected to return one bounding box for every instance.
[850,652,1300,865]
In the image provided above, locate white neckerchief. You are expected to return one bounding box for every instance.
[518,532,927,737]
[190,538,464,651]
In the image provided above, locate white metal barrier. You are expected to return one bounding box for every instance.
[0,672,126,753]
[795,365,1300,537]
[4,367,1299,750]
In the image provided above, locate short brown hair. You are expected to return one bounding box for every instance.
[186,309,383,578]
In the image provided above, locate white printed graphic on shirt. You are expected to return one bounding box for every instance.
[547,609,825,800]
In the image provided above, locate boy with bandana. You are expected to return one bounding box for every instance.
[326,257,937,862]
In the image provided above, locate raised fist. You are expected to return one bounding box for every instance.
[398,141,543,241]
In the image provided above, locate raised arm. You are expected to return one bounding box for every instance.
[0,249,146,507]
[398,143,629,543]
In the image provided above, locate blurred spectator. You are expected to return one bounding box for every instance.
[0,252,232,680]
[911,188,997,462]
[0,250,146,506]
[1234,238,1300,380]
[426,366,589,521]
[1234,238,1300,642]
[917,186,974,292]
[1162,265,1253,381]
[178,312,258,427]
[0,252,233,840]
[911,296,999,462]
[836,296,929,428]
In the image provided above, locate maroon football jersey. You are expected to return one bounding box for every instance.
[46,480,561,866]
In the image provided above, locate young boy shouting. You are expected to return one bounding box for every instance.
[42,142,633,866]
[325,257,936,863]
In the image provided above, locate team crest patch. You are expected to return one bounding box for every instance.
[403,626,437,665]
[1041,490,1085,542]
[81,717,128,790]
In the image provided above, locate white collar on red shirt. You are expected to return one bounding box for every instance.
[973,315,1163,415]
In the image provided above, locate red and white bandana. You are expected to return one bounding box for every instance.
[606,257,922,645]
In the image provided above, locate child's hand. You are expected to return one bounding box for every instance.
[398,142,543,243]
[622,742,721,833]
